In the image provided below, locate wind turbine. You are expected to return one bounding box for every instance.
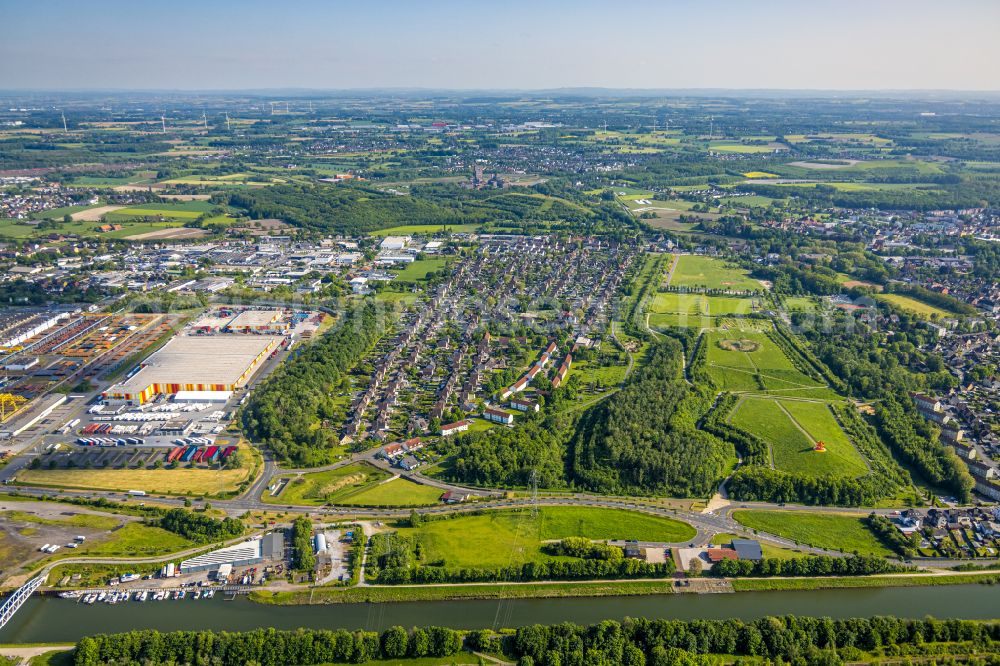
[225,112,231,131]
[161,115,166,134]
[60,111,68,133]
[202,111,208,130]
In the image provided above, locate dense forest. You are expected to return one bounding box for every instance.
[225,183,479,234]
[569,338,732,496]
[156,509,244,542]
[240,303,386,466]
[72,616,1000,666]
[439,338,732,496]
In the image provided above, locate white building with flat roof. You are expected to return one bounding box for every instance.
[103,335,281,405]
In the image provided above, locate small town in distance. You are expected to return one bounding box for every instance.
[1,2,1000,664]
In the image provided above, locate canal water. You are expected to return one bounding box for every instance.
[1,584,999,644]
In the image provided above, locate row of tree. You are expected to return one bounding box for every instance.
[240,302,386,466]
[74,626,462,666]
[291,516,315,573]
[709,555,909,578]
[73,616,1000,666]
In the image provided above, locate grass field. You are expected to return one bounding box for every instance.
[16,466,251,496]
[669,255,763,291]
[71,522,195,558]
[264,463,392,506]
[783,297,819,312]
[730,397,867,478]
[392,258,449,282]
[876,293,953,319]
[703,330,832,396]
[732,510,892,557]
[334,478,444,506]
[389,507,696,570]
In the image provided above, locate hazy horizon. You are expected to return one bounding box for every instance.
[4,0,1000,92]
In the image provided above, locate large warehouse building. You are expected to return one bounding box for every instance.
[103,334,281,406]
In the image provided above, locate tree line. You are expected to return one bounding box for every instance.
[240,303,386,466]
[72,616,1000,665]
[710,555,909,578]
[73,626,462,666]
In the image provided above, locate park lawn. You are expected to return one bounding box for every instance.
[649,292,706,315]
[876,293,952,319]
[393,258,449,282]
[369,224,480,236]
[265,463,391,506]
[732,510,893,557]
[335,478,443,507]
[394,507,695,570]
[669,255,763,291]
[779,401,868,475]
[704,330,828,393]
[730,398,867,478]
[704,295,758,316]
[16,466,251,496]
[648,312,712,329]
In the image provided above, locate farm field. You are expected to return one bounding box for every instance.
[334,478,444,506]
[732,510,893,557]
[708,142,782,154]
[390,507,696,570]
[668,255,764,291]
[16,465,252,496]
[729,397,868,478]
[876,293,953,319]
[264,463,391,506]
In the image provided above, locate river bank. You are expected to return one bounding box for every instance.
[4,584,1000,645]
[249,570,1000,605]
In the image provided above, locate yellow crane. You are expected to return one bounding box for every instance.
[0,394,27,421]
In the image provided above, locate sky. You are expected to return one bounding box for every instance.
[2,0,999,91]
